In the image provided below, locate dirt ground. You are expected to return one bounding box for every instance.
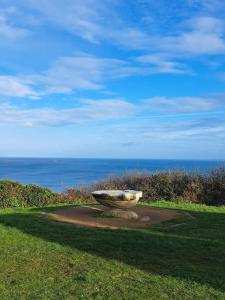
[46,205,179,229]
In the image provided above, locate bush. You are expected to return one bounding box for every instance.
[59,186,93,203]
[0,180,92,208]
[91,167,225,206]
[23,184,57,207]
[0,196,22,208]
[0,180,25,208]
[0,180,57,208]
[0,167,224,208]
[202,168,225,206]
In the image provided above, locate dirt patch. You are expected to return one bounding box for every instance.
[46,205,179,229]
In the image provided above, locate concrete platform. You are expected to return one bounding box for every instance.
[45,205,179,229]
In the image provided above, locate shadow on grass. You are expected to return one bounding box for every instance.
[0,205,225,292]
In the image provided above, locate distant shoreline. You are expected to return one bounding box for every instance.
[0,157,225,162]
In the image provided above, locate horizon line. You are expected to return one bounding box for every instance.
[0,157,224,162]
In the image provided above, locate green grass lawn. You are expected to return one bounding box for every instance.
[0,201,225,300]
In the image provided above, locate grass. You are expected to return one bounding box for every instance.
[0,201,225,299]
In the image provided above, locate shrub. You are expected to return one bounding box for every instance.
[0,167,224,208]
[91,167,225,206]
[202,168,225,206]
[59,186,94,203]
[0,180,25,208]
[92,172,189,200]
[0,181,57,208]
[0,196,22,208]
[23,184,57,207]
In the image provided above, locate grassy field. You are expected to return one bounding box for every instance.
[0,201,225,300]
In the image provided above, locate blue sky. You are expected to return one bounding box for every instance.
[0,0,225,159]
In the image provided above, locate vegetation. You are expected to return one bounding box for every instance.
[59,186,93,203]
[0,201,224,299]
[0,180,57,208]
[0,171,225,298]
[0,167,225,208]
[92,167,225,206]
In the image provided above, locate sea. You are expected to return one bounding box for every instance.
[0,158,224,192]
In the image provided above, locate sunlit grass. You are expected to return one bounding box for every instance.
[0,201,224,299]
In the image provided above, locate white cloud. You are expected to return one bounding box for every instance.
[107,27,151,50]
[0,98,137,127]
[142,125,225,139]
[0,76,38,98]
[27,53,149,95]
[4,0,225,80]
[0,7,29,40]
[135,54,189,74]
[13,0,151,49]
[25,0,118,43]
[142,96,222,113]
[29,1,225,56]
[164,17,225,55]
[1,93,222,128]
[1,2,225,102]
[114,116,225,141]
[0,53,151,98]
[0,50,194,100]
[4,1,225,57]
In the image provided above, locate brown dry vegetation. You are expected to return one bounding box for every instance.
[62,167,225,206]
[1,167,225,208]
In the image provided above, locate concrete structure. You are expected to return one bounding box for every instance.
[92,190,143,219]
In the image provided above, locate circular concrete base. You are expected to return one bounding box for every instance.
[46,205,179,229]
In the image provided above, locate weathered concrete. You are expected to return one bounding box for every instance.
[46,205,179,229]
[92,190,143,209]
[102,208,139,219]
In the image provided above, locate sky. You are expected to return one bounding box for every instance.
[0,0,225,159]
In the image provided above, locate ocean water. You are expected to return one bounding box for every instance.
[0,158,224,192]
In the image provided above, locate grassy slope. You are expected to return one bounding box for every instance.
[0,201,225,300]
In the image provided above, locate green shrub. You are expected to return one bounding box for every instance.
[23,184,57,207]
[0,167,224,208]
[0,180,25,208]
[0,196,22,208]
[0,181,57,208]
